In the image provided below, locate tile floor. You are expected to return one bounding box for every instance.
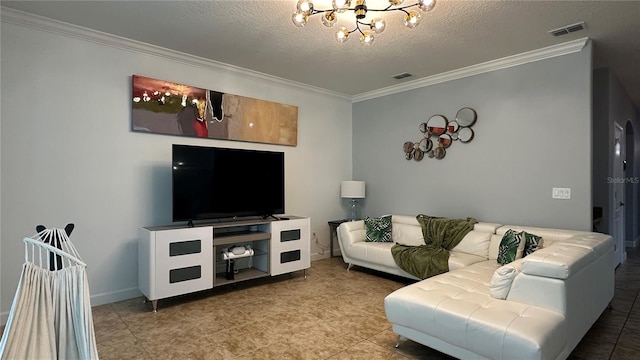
[2,249,640,359]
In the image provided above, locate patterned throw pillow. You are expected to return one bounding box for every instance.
[364,215,392,242]
[522,231,543,257]
[497,229,523,265]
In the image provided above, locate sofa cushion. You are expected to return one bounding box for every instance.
[490,259,524,299]
[488,234,502,260]
[523,231,543,257]
[520,233,613,279]
[497,229,526,265]
[496,225,588,248]
[364,215,392,242]
[392,215,424,246]
[473,222,502,233]
[452,230,492,258]
[448,251,487,271]
[348,241,397,268]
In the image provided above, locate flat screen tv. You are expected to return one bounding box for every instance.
[172,144,285,222]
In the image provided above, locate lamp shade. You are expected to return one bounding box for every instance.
[341,181,366,198]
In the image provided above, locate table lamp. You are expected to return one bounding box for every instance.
[341,181,366,221]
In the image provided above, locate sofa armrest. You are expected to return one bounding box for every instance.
[337,220,365,252]
[520,232,613,279]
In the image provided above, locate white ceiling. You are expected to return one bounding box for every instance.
[2,0,639,105]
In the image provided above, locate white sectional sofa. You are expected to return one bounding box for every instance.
[337,215,615,360]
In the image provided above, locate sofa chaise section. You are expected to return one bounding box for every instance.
[384,227,614,360]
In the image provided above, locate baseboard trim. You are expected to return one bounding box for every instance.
[89,287,143,307]
[311,251,343,262]
[4,288,141,326]
[1,311,8,326]
[0,290,140,327]
[311,252,329,261]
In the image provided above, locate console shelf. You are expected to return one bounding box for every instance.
[213,230,271,245]
[214,268,269,286]
[139,216,310,311]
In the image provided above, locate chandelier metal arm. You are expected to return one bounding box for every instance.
[311,2,419,15]
[354,20,369,35]
[367,3,421,16]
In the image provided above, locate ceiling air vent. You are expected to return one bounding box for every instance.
[548,21,586,37]
[392,72,413,80]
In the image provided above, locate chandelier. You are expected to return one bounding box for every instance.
[292,0,436,45]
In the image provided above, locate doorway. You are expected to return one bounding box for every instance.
[613,123,626,266]
[625,121,636,248]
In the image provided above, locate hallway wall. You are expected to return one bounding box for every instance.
[592,68,640,252]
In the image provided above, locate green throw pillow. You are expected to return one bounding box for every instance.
[364,215,392,242]
[497,229,523,265]
[522,231,542,257]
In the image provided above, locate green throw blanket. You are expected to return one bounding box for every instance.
[391,215,478,279]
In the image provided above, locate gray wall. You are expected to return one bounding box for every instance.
[353,43,593,230]
[593,69,611,233]
[0,17,352,321]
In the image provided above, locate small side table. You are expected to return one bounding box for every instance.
[328,219,349,258]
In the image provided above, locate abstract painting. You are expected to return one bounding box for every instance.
[131,75,298,146]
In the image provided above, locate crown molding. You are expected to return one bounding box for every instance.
[0,7,352,101]
[352,37,589,103]
[1,7,588,104]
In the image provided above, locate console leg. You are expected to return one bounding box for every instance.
[303,268,308,279]
[347,263,353,271]
[151,300,158,313]
[608,302,613,311]
[395,335,406,348]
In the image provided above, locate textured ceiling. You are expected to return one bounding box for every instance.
[2,0,639,104]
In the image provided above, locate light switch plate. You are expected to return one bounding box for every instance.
[552,187,571,199]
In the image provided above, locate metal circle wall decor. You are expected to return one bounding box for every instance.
[456,107,477,127]
[413,148,424,161]
[403,107,477,161]
[427,115,448,136]
[418,137,433,152]
[458,127,474,143]
[439,134,453,148]
[447,120,459,134]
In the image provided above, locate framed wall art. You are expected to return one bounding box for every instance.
[131,75,298,146]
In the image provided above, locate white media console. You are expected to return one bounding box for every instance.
[138,216,310,311]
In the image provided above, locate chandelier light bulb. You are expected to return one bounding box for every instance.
[292,11,308,27]
[322,11,337,27]
[360,30,374,45]
[419,0,436,12]
[389,0,405,5]
[370,17,386,34]
[335,26,350,43]
[332,0,351,13]
[297,0,314,15]
[404,10,422,28]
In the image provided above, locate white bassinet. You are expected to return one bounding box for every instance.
[0,227,99,359]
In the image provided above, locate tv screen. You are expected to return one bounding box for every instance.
[172,144,285,221]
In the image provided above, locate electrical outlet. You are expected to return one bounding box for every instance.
[552,187,571,200]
